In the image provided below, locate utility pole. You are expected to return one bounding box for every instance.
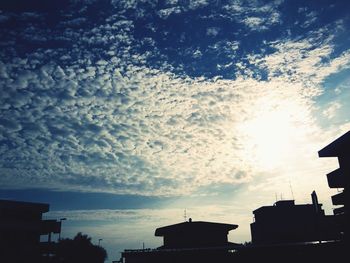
[59,218,67,241]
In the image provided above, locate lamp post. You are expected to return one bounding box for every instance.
[59,218,67,241]
[98,238,103,246]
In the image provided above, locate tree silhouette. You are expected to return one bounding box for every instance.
[55,232,107,263]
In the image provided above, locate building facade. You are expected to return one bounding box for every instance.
[155,219,238,249]
[250,193,342,245]
[121,219,239,263]
[318,130,349,241]
[0,199,61,262]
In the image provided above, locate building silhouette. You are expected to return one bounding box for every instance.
[155,219,238,249]
[121,219,240,263]
[318,130,349,241]
[250,192,342,245]
[0,199,61,263]
[120,214,345,263]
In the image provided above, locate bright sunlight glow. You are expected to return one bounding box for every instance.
[238,90,309,172]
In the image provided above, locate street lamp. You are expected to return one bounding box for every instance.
[98,238,103,246]
[59,218,67,241]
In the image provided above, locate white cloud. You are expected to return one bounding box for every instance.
[206,27,220,37]
[158,7,182,19]
[223,0,282,31]
[243,17,266,30]
[251,24,350,86]
[192,49,202,58]
[0,54,345,197]
[323,101,341,119]
[0,0,349,201]
[188,0,209,10]
[301,11,318,28]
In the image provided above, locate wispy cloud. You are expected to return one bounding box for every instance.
[323,101,341,119]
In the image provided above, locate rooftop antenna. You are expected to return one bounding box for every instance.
[311,190,319,213]
[184,209,187,222]
[289,180,295,200]
[275,193,278,203]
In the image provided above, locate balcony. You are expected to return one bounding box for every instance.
[331,192,345,206]
[326,168,345,188]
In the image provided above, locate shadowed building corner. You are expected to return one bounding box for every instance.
[0,199,61,263]
[250,192,342,245]
[318,130,350,243]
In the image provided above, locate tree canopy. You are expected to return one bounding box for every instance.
[55,232,107,263]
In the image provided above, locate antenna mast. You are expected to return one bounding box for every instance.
[184,209,187,222]
[289,180,295,200]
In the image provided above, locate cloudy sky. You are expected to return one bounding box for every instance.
[1,0,350,261]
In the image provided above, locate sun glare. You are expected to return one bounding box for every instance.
[239,95,304,172]
[246,112,295,168]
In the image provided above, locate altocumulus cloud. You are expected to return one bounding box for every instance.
[0,60,261,195]
[0,0,350,197]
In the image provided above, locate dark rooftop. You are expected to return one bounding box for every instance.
[0,199,49,213]
[318,130,350,157]
[155,221,238,237]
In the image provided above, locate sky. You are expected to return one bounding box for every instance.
[0,0,350,261]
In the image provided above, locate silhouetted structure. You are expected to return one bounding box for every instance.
[0,199,61,263]
[319,130,349,241]
[250,193,341,245]
[121,219,240,263]
[155,219,238,249]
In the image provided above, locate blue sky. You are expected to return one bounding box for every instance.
[1,0,350,261]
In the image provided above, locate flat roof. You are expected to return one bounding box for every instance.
[318,130,350,157]
[155,221,238,236]
[0,199,49,213]
[252,200,319,214]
